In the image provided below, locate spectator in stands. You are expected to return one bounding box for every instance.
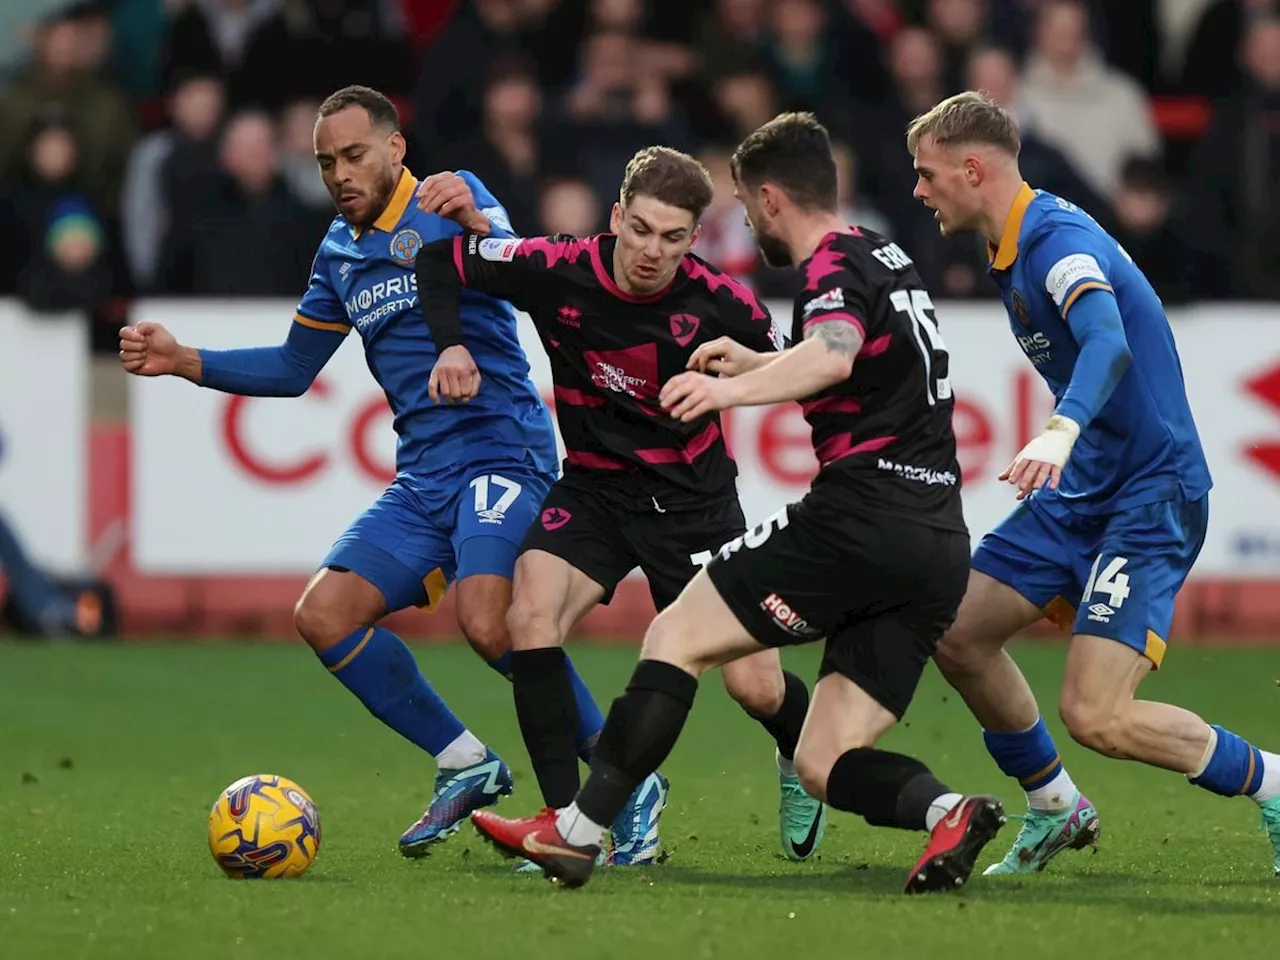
[156,110,322,296]
[709,63,780,144]
[438,59,545,235]
[278,97,333,212]
[832,141,894,238]
[1018,0,1160,197]
[694,145,760,285]
[966,45,1109,215]
[926,0,990,93]
[413,0,532,167]
[696,0,769,85]
[547,29,694,203]
[836,0,905,45]
[1185,12,1280,298]
[121,72,227,292]
[536,177,604,236]
[162,0,286,106]
[1181,0,1278,98]
[0,4,137,222]
[6,110,114,314]
[1109,156,1192,305]
[762,0,859,120]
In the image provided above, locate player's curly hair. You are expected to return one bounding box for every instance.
[906,91,1020,157]
[619,146,715,222]
[318,85,400,131]
[729,112,838,212]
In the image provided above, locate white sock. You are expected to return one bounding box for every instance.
[776,749,797,779]
[1188,725,1218,780]
[925,792,965,831]
[1026,768,1078,813]
[556,803,607,848]
[1250,751,1280,804]
[435,730,487,770]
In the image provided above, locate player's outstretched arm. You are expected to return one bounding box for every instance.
[687,337,776,377]
[661,320,860,422]
[120,317,346,398]
[1002,248,1133,499]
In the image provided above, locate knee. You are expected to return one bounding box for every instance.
[640,608,704,674]
[504,592,562,651]
[933,622,994,681]
[460,605,509,662]
[792,745,835,803]
[722,662,784,717]
[1059,694,1124,757]
[293,592,361,652]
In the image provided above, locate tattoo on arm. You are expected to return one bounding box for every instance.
[804,320,862,357]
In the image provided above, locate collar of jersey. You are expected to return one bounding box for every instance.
[988,182,1035,271]
[353,167,416,239]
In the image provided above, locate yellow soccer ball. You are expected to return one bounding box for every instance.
[207,774,322,879]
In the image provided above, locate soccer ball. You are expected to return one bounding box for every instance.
[207,774,322,879]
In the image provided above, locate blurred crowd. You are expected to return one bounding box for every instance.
[2,0,1279,353]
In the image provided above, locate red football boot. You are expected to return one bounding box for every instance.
[471,808,600,888]
[905,795,1006,894]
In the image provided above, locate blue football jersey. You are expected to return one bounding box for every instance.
[295,167,557,477]
[987,184,1211,515]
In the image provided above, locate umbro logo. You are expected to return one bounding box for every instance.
[1086,602,1114,623]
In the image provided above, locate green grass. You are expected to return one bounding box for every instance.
[3,639,1280,959]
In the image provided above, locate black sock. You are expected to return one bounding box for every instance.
[512,647,581,808]
[826,747,952,830]
[577,660,697,826]
[747,670,809,761]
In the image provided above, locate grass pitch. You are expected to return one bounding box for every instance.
[3,639,1280,959]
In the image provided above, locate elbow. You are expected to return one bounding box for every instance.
[821,352,854,387]
[279,371,317,398]
[1112,340,1133,379]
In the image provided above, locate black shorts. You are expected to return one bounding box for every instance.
[706,477,970,718]
[521,478,746,610]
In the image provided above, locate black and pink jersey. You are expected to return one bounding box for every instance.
[793,229,967,533]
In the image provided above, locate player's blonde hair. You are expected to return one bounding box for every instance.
[906,91,1020,158]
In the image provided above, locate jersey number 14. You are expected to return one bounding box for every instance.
[890,289,952,406]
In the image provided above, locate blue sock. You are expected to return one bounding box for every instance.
[1190,725,1265,797]
[319,626,468,758]
[486,648,603,762]
[983,717,1064,791]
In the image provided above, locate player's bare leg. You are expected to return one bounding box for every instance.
[723,651,827,860]
[455,573,514,663]
[1061,634,1280,875]
[934,571,1101,875]
[291,569,509,855]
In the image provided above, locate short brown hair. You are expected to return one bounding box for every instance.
[619,146,715,222]
[318,85,400,131]
[729,112,838,212]
[906,91,1020,157]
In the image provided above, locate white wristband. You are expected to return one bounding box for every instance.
[1013,414,1080,469]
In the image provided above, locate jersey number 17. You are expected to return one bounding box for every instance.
[890,289,952,406]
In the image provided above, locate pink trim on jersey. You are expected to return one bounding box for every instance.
[635,421,721,465]
[588,238,676,303]
[553,386,606,408]
[815,433,896,467]
[452,235,465,282]
[802,312,866,338]
[679,258,769,321]
[517,235,592,270]
[566,449,630,470]
[801,396,863,417]
[861,333,892,357]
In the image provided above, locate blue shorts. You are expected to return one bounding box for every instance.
[320,458,554,614]
[970,491,1209,668]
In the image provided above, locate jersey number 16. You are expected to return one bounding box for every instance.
[890,289,952,406]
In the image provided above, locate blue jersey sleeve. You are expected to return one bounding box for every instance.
[457,170,517,238]
[1027,225,1132,428]
[296,244,351,327]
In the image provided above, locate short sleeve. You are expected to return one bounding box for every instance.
[1027,224,1116,320]
[295,243,352,333]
